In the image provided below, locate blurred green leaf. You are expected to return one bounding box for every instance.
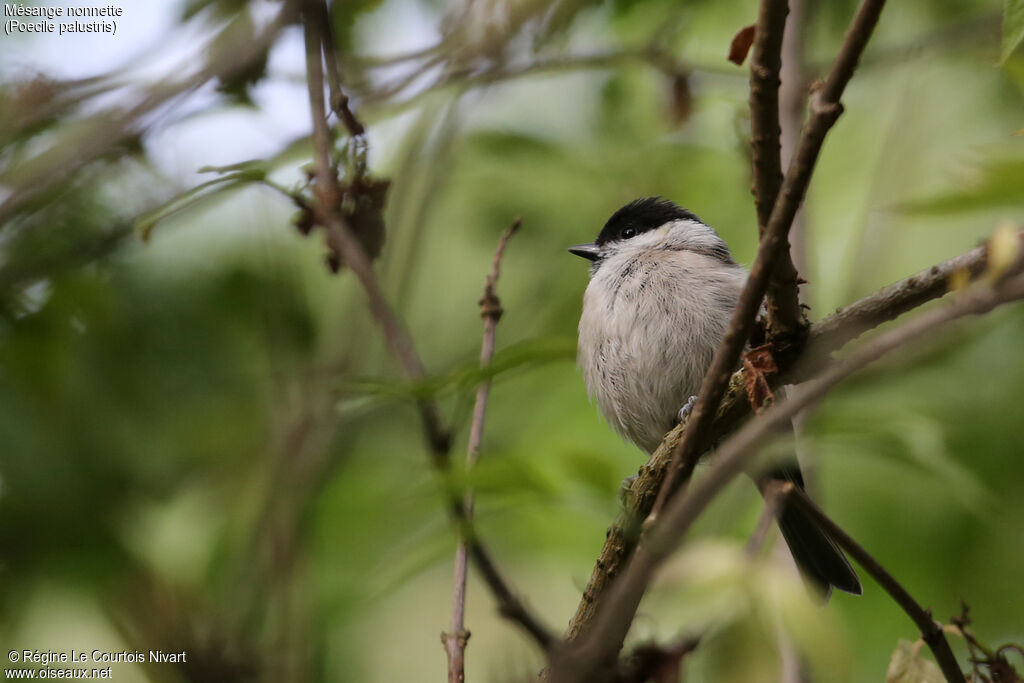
[558,448,620,497]
[1004,0,1024,62]
[198,159,271,176]
[330,0,386,53]
[207,11,269,104]
[897,158,1024,214]
[343,337,576,401]
[134,169,268,241]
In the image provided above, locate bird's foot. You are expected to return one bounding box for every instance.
[677,395,698,423]
[618,474,638,508]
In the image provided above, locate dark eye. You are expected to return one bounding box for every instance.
[621,227,637,239]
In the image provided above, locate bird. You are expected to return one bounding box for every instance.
[569,196,862,598]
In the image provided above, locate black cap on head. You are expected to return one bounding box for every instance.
[595,197,702,246]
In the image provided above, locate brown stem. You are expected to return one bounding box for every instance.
[358,45,742,113]
[779,0,811,282]
[553,272,1024,683]
[445,542,471,683]
[443,219,522,683]
[312,0,366,136]
[807,235,1022,358]
[302,4,447,453]
[749,0,787,236]
[775,482,966,683]
[749,0,807,339]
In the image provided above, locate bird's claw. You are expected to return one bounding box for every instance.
[677,395,698,423]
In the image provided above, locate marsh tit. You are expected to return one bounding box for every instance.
[571,197,861,598]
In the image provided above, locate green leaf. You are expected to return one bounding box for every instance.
[198,160,269,178]
[330,0,386,52]
[341,337,577,402]
[1004,0,1024,63]
[133,171,265,241]
[898,158,1024,214]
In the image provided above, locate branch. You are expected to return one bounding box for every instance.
[562,230,1021,644]
[749,0,787,233]
[808,235,1020,358]
[772,482,966,683]
[443,219,522,683]
[301,4,447,453]
[312,0,366,137]
[779,0,811,287]
[356,45,742,115]
[745,480,785,559]
[301,7,553,651]
[650,0,890,526]
[749,0,807,339]
[554,270,1024,682]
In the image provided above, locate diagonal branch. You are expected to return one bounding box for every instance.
[554,270,1024,682]
[301,7,553,651]
[443,219,522,683]
[301,2,446,452]
[312,0,366,137]
[749,0,807,340]
[778,0,812,279]
[807,236,1018,357]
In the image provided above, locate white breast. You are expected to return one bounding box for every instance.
[578,248,745,454]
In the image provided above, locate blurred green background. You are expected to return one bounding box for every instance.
[1,0,1023,681]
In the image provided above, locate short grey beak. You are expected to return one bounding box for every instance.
[568,243,601,262]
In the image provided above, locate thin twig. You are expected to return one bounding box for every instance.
[312,0,366,137]
[807,234,1022,359]
[749,0,807,339]
[443,219,522,683]
[773,482,966,683]
[745,483,785,559]
[356,45,741,113]
[650,0,890,527]
[553,272,1024,682]
[779,0,811,280]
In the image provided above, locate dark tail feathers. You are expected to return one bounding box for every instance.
[776,497,862,599]
[762,465,862,600]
